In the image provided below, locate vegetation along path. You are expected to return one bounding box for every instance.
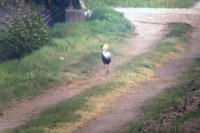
[0,2,200,133]
[0,6,166,133]
[75,3,200,133]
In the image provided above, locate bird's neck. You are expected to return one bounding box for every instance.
[103,49,107,53]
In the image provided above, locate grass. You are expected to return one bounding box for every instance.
[121,27,200,133]
[122,58,200,133]
[0,46,60,109]
[116,23,190,83]
[13,23,192,133]
[13,81,123,133]
[0,0,198,132]
[167,23,191,37]
[85,0,200,8]
[0,7,132,111]
[174,109,200,132]
[0,0,196,112]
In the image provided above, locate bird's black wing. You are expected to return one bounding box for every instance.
[102,54,111,65]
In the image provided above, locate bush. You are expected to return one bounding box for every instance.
[0,9,51,61]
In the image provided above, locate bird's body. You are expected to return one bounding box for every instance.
[101,44,111,75]
[102,50,111,65]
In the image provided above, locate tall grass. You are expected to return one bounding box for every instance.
[0,46,60,110]
[86,7,132,36]
[85,0,200,8]
[13,23,191,133]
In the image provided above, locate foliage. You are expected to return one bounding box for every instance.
[85,0,200,8]
[0,8,51,61]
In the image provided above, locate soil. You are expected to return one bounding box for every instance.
[75,4,200,133]
[0,2,200,133]
[142,78,200,132]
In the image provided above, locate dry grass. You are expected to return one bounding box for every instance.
[43,67,156,133]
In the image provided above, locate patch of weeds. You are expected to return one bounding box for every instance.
[167,23,191,38]
[122,59,200,133]
[14,81,122,132]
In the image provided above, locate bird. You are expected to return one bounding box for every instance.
[84,10,93,19]
[101,44,111,75]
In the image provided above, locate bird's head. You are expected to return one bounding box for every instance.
[101,44,109,51]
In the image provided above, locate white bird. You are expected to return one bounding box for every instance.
[85,10,93,19]
[101,44,111,75]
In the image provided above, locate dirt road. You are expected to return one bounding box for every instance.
[0,2,200,133]
[75,4,200,133]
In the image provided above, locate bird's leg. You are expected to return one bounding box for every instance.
[106,65,109,76]
[103,65,107,77]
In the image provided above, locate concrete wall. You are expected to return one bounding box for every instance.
[65,9,85,22]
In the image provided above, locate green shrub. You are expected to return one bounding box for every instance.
[0,9,51,61]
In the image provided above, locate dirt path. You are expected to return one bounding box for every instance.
[0,3,200,133]
[75,29,200,133]
[75,4,200,133]
[0,6,166,133]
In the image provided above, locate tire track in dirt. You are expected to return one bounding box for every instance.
[75,27,200,133]
[75,5,200,133]
[0,8,166,133]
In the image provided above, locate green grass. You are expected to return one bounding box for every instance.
[0,47,60,109]
[0,0,197,113]
[167,23,191,37]
[85,0,200,8]
[116,23,190,82]
[86,7,132,36]
[119,33,200,133]
[13,81,123,133]
[0,7,132,111]
[122,58,200,133]
[13,23,191,133]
